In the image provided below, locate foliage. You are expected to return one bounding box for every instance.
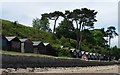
[64,8,97,50]
[106,26,118,48]
[32,17,51,32]
[57,48,72,57]
[32,18,41,29]
[60,36,71,47]
[49,11,64,33]
[111,46,120,56]
[56,19,75,39]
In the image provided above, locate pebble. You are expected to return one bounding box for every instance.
[0,65,119,73]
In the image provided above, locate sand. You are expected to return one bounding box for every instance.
[0,65,120,74]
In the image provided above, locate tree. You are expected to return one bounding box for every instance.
[40,17,51,32]
[70,8,97,50]
[41,13,52,32]
[32,18,41,29]
[63,10,71,20]
[32,17,51,32]
[49,11,64,33]
[106,26,118,48]
[111,46,120,60]
[92,29,107,47]
[56,19,75,39]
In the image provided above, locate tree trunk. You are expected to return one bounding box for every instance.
[109,37,111,48]
[53,19,57,33]
[78,25,83,50]
[53,17,58,34]
[75,21,79,50]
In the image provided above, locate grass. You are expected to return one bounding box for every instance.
[0,50,73,59]
[0,50,55,57]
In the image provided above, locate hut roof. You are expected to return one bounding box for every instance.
[85,52,89,55]
[70,49,75,52]
[98,54,101,56]
[6,36,16,41]
[81,51,85,54]
[20,39,28,42]
[33,41,42,46]
[70,49,75,51]
[89,53,93,55]
[93,53,96,55]
[43,43,50,46]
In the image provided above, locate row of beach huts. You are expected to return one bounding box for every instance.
[0,35,119,61]
[0,35,55,56]
[70,49,120,61]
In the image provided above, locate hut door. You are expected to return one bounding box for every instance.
[34,47,38,54]
[21,43,24,53]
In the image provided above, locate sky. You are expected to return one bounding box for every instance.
[0,0,120,47]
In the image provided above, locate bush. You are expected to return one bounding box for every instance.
[57,48,72,57]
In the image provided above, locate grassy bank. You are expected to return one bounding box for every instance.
[0,50,55,57]
[0,50,73,59]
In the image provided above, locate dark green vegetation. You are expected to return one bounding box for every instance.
[1,8,120,58]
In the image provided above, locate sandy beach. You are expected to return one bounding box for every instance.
[1,65,120,74]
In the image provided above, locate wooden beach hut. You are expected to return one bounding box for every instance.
[89,53,94,60]
[81,51,88,60]
[43,43,56,56]
[6,36,21,52]
[85,52,89,60]
[33,41,46,54]
[70,49,77,58]
[1,35,8,50]
[20,39,33,53]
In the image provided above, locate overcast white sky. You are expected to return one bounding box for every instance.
[0,0,120,47]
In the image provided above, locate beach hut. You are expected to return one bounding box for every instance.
[43,43,56,56]
[20,39,33,53]
[92,53,96,60]
[6,36,21,52]
[70,49,77,58]
[94,53,99,60]
[81,51,88,60]
[33,41,46,54]
[85,52,89,60]
[1,35,8,50]
[89,53,94,60]
[70,49,81,58]
[97,54,101,60]
[99,54,104,60]
[94,53,98,60]
[70,49,75,53]
[78,50,82,58]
